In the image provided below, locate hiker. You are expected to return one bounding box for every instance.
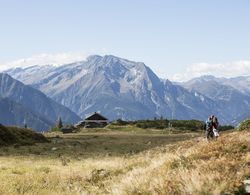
[205,116,213,140]
[212,115,219,138]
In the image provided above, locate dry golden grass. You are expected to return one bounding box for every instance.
[0,130,249,194]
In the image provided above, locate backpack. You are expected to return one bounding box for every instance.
[212,117,219,128]
[206,119,212,130]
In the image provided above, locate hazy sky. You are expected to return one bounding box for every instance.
[1,0,250,81]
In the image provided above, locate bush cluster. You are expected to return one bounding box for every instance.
[111,119,208,131]
[238,119,250,131]
[112,119,130,126]
[135,119,169,129]
[218,125,234,131]
[168,120,204,131]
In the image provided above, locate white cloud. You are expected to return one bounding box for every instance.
[0,52,89,71]
[171,60,250,82]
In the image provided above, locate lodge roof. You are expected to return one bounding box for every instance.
[85,112,108,121]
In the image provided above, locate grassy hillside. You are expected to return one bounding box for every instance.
[0,129,248,194]
[0,124,47,146]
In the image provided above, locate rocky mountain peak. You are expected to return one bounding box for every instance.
[4,55,250,125]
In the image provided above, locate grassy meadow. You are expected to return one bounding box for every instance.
[0,126,249,194]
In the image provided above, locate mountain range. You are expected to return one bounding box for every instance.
[0,73,80,131]
[2,55,250,127]
[179,75,250,124]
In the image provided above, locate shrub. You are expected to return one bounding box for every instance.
[169,120,204,131]
[50,127,61,132]
[112,119,130,126]
[135,119,169,129]
[238,119,250,131]
[218,125,234,131]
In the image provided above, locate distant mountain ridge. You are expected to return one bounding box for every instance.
[0,97,53,130]
[4,55,250,125]
[4,55,221,123]
[180,75,250,95]
[178,75,250,124]
[0,73,81,131]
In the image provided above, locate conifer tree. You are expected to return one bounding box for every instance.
[57,117,63,129]
[23,119,27,129]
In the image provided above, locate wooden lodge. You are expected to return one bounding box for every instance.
[75,112,109,128]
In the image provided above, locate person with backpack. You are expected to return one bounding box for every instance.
[205,116,213,140]
[212,115,219,138]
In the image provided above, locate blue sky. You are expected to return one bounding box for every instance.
[0,0,250,80]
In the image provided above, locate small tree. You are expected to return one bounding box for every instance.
[23,119,27,129]
[57,117,63,129]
